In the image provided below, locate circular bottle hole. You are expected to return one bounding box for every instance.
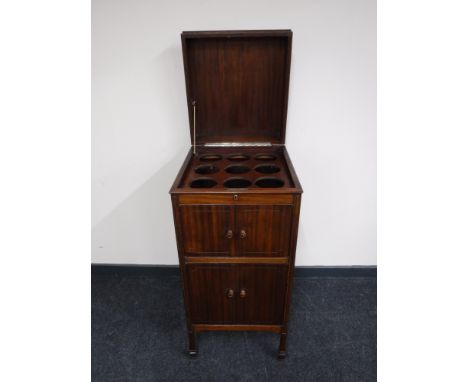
[190,178,217,188]
[199,154,222,161]
[225,165,250,174]
[255,177,285,188]
[195,165,219,175]
[255,164,280,174]
[255,153,277,161]
[224,177,252,188]
[227,153,250,161]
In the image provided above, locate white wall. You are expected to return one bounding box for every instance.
[92,0,376,266]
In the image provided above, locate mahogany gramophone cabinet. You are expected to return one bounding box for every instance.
[170,30,303,358]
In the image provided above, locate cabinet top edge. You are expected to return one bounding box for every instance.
[169,189,303,195]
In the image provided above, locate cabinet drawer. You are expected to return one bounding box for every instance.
[178,194,293,205]
[186,264,288,325]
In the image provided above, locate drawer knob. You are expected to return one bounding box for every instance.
[240,289,247,298]
[226,230,233,239]
[240,229,247,239]
[226,288,234,298]
[233,194,239,201]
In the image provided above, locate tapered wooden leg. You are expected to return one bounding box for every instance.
[188,329,197,357]
[278,332,287,359]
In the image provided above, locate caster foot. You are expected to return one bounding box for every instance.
[278,330,287,359]
[188,329,197,357]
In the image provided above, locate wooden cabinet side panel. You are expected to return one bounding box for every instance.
[171,195,194,334]
[281,195,302,328]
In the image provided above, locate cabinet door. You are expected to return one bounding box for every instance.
[235,205,292,256]
[186,265,237,323]
[179,205,233,255]
[236,265,288,324]
[187,264,288,325]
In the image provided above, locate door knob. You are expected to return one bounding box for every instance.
[240,289,247,298]
[226,230,233,239]
[240,229,247,239]
[226,288,235,298]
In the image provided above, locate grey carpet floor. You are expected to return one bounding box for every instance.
[92,270,376,382]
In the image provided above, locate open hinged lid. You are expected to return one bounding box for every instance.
[181,30,292,146]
